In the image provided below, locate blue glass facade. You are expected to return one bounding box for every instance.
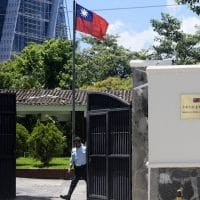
[56,1,68,39]
[0,0,9,42]
[0,0,68,62]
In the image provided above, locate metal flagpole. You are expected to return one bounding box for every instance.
[72,0,76,145]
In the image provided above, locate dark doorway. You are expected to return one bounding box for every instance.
[0,93,16,199]
[87,92,132,200]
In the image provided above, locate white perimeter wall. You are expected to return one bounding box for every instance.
[147,65,200,166]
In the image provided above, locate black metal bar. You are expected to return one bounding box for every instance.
[129,107,133,200]
[106,112,109,199]
[86,112,90,200]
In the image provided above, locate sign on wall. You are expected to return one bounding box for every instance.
[181,94,200,119]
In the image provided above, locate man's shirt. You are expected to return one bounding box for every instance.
[70,144,86,166]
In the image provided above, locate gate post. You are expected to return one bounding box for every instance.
[131,61,148,200]
[0,93,16,199]
[130,60,172,200]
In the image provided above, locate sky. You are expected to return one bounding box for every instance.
[65,0,200,51]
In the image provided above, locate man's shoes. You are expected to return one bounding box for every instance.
[60,194,70,200]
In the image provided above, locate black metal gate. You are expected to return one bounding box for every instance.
[87,92,132,200]
[0,93,16,199]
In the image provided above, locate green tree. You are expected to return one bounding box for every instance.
[0,39,73,89]
[43,39,73,89]
[176,32,200,64]
[81,76,132,91]
[151,13,200,64]
[16,123,29,157]
[76,35,133,87]
[0,43,44,89]
[0,36,134,89]
[151,13,183,60]
[28,121,65,165]
[176,0,200,15]
[13,43,45,89]
[0,60,20,88]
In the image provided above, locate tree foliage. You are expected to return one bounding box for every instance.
[176,32,200,64]
[0,39,73,89]
[151,13,200,64]
[151,13,183,60]
[16,123,30,157]
[28,121,65,165]
[0,35,134,90]
[43,39,73,89]
[13,43,45,88]
[81,76,132,91]
[76,35,133,87]
[176,0,200,15]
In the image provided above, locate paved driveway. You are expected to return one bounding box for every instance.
[16,178,86,200]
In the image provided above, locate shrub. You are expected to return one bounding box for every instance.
[16,123,29,157]
[28,121,65,165]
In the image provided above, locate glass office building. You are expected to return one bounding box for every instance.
[0,0,68,62]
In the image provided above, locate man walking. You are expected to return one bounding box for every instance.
[60,137,87,200]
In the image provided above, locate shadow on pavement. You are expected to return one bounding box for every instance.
[15,196,54,200]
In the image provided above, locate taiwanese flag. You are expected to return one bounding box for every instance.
[76,4,109,40]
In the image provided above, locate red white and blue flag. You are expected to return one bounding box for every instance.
[76,4,109,40]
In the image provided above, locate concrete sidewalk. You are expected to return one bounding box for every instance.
[16,178,86,200]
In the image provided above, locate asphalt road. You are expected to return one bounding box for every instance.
[16,178,86,200]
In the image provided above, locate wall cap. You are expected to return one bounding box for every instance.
[130,60,172,68]
[147,65,200,74]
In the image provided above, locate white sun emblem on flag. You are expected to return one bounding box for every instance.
[80,8,88,18]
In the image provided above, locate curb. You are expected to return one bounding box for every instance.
[16,169,74,179]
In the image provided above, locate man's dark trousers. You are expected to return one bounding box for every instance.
[67,165,87,198]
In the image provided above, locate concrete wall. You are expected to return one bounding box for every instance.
[147,65,200,200]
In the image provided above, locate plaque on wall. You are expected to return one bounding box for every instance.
[181,94,200,119]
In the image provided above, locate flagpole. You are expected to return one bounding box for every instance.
[72,0,76,145]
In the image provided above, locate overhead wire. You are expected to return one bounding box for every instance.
[0,3,185,15]
[93,4,184,12]
[68,3,185,12]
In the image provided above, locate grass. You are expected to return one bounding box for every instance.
[16,157,70,169]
